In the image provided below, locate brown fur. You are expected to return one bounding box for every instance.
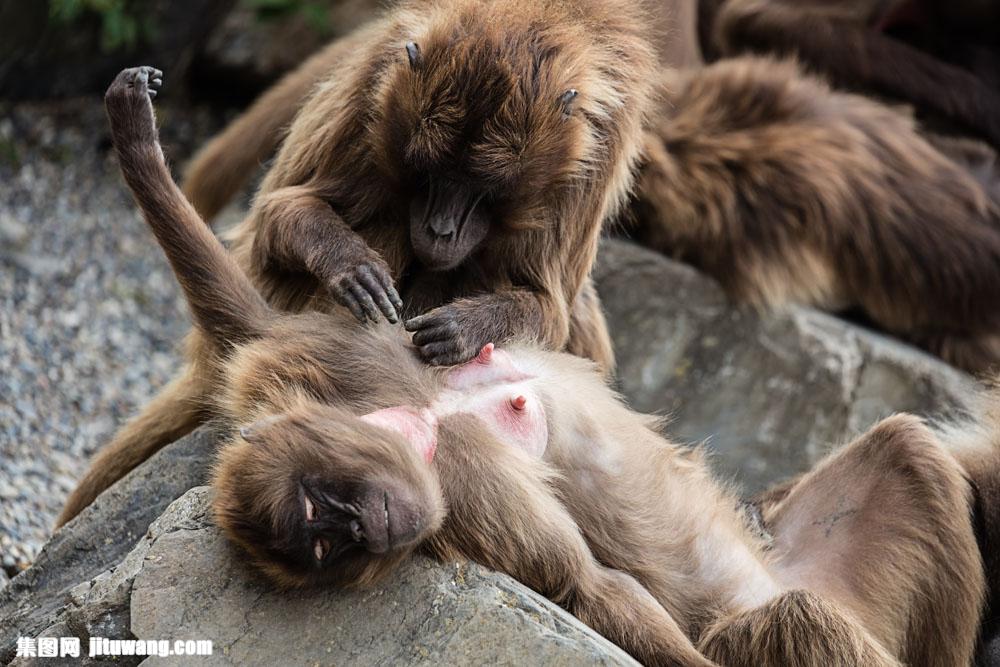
[58,0,656,525]
[710,0,1000,149]
[92,67,990,665]
[179,0,698,221]
[631,56,1000,373]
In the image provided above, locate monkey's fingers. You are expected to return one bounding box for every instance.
[418,341,469,366]
[132,66,163,98]
[347,281,380,321]
[411,323,458,347]
[403,312,439,332]
[331,283,368,322]
[357,265,399,323]
[373,265,404,314]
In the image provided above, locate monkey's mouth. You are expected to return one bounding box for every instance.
[409,177,490,272]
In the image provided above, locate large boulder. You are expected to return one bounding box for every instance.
[595,240,975,492]
[0,239,978,664]
[0,428,218,665]
[6,487,637,667]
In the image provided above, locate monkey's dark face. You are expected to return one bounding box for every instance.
[373,23,590,270]
[212,402,445,588]
[407,176,491,271]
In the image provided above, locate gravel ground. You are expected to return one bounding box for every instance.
[0,99,228,579]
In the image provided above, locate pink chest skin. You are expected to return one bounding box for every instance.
[441,344,548,457]
[360,344,549,462]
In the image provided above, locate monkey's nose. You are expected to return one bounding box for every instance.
[428,215,458,238]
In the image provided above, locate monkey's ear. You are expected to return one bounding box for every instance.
[558,89,578,119]
[405,42,423,69]
[361,406,438,463]
[238,414,287,443]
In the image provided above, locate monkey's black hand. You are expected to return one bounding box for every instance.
[404,304,481,366]
[105,66,163,146]
[327,257,403,324]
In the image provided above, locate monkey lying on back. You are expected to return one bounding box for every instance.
[57,0,658,525]
[104,65,989,667]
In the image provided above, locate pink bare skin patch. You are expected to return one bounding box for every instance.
[360,406,438,463]
[362,345,548,461]
[437,344,548,457]
[446,343,532,390]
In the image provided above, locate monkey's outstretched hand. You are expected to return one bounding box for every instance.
[405,302,482,366]
[105,66,163,149]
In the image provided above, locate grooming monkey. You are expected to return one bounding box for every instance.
[631,56,1000,373]
[179,0,1000,374]
[105,65,987,667]
[57,0,658,525]
[707,0,1000,149]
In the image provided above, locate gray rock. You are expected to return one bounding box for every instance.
[596,240,976,492]
[0,427,217,664]
[7,488,638,667]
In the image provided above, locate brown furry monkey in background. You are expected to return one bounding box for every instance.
[57,0,659,525]
[99,64,990,667]
[707,0,1000,149]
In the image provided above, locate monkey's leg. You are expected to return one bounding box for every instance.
[57,365,209,527]
[761,414,984,666]
[428,419,713,667]
[252,186,402,323]
[715,0,1000,147]
[698,589,900,667]
[180,24,379,222]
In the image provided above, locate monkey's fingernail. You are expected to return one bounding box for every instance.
[314,537,330,562]
[304,495,316,522]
